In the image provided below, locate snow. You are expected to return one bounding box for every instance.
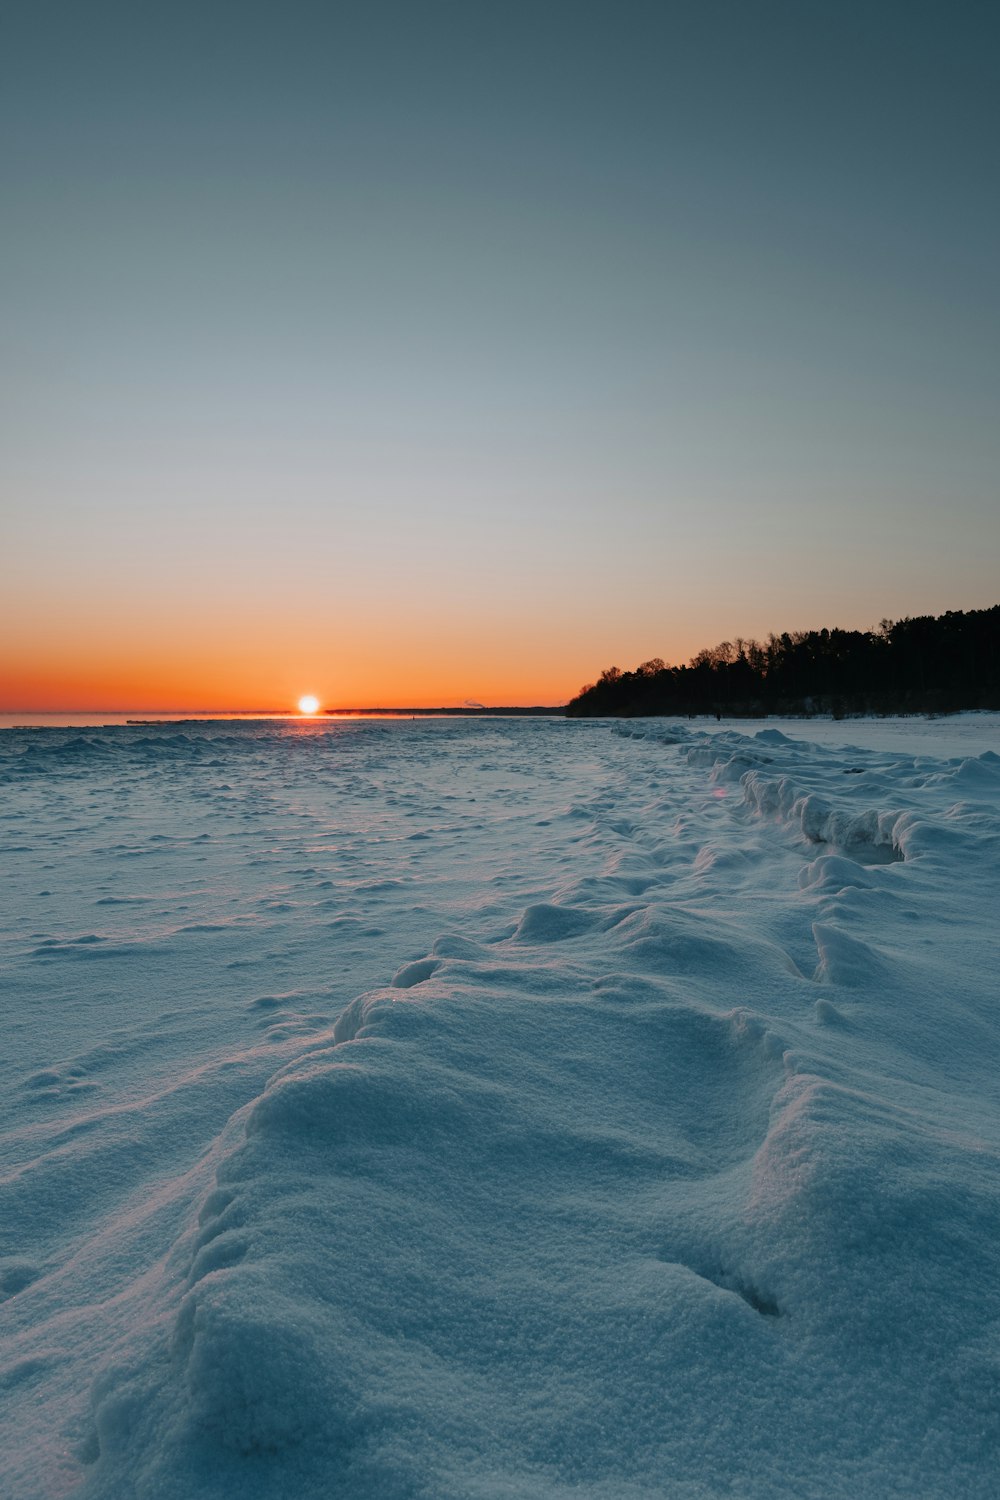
[1,714,999,1498]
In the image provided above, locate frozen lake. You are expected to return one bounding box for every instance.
[2,715,999,1498]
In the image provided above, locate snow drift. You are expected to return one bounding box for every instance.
[1,716,998,1498]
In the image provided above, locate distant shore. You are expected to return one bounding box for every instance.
[3,706,999,731]
[321,706,565,718]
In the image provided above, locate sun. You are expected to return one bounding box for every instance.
[297,695,320,715]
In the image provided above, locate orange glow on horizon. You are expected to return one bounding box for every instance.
[0,606,611,711]
[0,637,587,713]
[0,586,720,713]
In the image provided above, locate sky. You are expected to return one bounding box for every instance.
[3,0,999,710]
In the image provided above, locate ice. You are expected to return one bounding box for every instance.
[2,714,999,1497]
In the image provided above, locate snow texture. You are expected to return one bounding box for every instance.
[1,714,999,1498]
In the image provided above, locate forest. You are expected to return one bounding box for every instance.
[565,606,1000,718]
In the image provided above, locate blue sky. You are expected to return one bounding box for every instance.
[3,1,998,706]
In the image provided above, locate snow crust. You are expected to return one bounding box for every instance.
[2,715,999,1498]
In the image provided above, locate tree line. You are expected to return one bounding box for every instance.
[565,606,1000,718]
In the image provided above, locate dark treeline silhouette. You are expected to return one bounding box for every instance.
[566,607,1000,719]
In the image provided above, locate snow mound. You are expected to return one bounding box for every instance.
[741,770,910,860]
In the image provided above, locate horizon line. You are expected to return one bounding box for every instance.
[0,705,570,716]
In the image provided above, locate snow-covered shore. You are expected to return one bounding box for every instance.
[2,716,998,1497]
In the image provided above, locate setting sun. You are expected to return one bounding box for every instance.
[297,695,320,715]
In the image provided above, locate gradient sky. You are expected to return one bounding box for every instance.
[3,0,999,709]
